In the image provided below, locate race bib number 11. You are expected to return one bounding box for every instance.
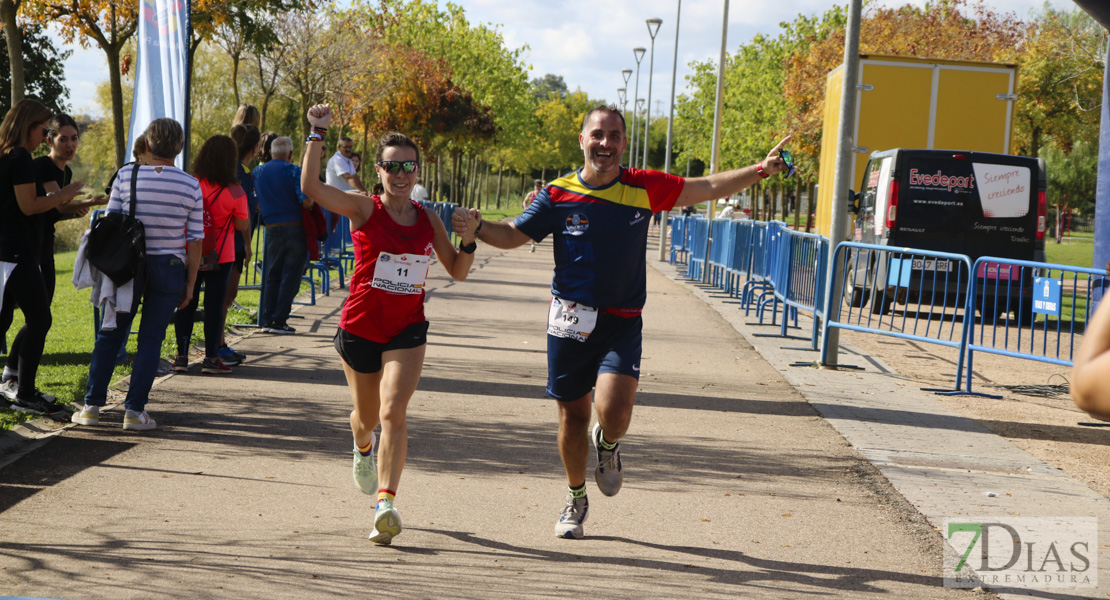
[371,252,430,294]
[548,298,598,342]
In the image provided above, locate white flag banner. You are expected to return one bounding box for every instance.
[127,0,190,169]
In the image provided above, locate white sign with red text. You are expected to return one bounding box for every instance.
[973,163,1030,218]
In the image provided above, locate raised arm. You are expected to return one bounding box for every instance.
[300,104,372,227]
[16,180,85,216]
[674,136,792,208]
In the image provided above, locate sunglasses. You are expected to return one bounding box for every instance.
[780,148,796,178]
[377,160,419,174]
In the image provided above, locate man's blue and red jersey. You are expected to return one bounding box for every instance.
[513,167,684,311]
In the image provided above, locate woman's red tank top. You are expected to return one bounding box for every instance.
[340,196,434,342]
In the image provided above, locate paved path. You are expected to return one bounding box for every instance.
[0,232,1095,599]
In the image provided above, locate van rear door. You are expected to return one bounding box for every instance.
[963,152,1038,262]
[893,154,972,255]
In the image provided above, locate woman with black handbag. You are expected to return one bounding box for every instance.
[71,118,203,431]
[171,134,249,375]
[0,100,85,415]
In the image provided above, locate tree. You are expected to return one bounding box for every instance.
[24,0,139,167]
[0,24,70,114]
[1011,6,1105,158]
[0,0,24,104]
[1043,138,1097,240]
[531,73,568,101]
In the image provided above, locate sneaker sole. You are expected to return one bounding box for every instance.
[122,422,157,431]
[11,405,45,415]
[201,368,233,374]
[369,511,402,545]
[71,415,100,426]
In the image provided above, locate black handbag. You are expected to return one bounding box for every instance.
[87,164,146,286]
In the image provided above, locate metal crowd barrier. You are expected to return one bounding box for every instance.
[707,218,734,289]
[722,220,756,298]
[669,215,689,264]
[770,229,829,348]
[686,217,710,280]
[821,242,974,390]
[955,257,1109,396]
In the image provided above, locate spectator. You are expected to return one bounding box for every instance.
[522,180,543,252]
[259,131,278,164]
[171,135,249,376]
[1,113,105,406]
[326,136,366,194]
[0,100,85,415]
[719,203,736,219]
[410,177,429,202]
[71,118,203,431]
[233,104,261,129]
[254,136,313,335]
[220,124,261,365]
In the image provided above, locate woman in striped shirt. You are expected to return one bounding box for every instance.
[71,118,204,431]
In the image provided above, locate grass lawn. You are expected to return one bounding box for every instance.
[1044,239,1097,269]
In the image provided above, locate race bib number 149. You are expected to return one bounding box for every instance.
[371,252,429,294]
[548,298,597,342]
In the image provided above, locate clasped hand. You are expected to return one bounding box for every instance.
[451,207,481,244]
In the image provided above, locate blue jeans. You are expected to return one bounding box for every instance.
[259,225,307,327]
[84,254,186,413]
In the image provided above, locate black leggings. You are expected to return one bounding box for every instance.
[174,263,231,358]
[1,261,52,397]
[4,254,55,372]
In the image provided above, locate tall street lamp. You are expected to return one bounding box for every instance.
[621,68,632,164]
[617,87,628,164]
[642,17,663,170]
[631,47,646,168]
[657,0,682,261]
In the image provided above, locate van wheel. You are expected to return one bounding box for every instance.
[870,294,894,316]
[848,286,870,308]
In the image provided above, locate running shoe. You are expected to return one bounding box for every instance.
[122,409,157,431]
[554,493,589,539]
[12,391,55,415]
[353,433,378,495]
[0,379,16,401]
[592,422,623,496]
[71,405,100,426]
[201,357,232,375]
[171,355,189,373]
[218,345,246,366]
[369,499,402,545]
[263,322,296,335]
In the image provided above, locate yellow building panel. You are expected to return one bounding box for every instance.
[933,68,1013,154]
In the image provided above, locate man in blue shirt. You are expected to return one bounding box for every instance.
[253,136,314,334]
[456,104,791,539]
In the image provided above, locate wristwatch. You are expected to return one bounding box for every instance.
[756,161,769,179]
[458,240,477,254]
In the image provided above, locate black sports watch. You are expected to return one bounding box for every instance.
[458,240,477,254]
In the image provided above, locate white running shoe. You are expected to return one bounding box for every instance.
[554,493,589,539]
[353,432,377,494]
[122,410,157,431]
[71,405,101,426]
[592,422,623,496]
[369,499,402,545]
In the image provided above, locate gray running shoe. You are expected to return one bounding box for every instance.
[592,422,623,496]
[352,433,377,495]
[369,499,402,545]
[554,493,589,539]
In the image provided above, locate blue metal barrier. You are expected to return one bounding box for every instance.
[771,229,829,348]
[707,218,733,289]
[669,216,688,264]
[821,242,974,390]
[955,257,1108,396]
[686,217,710,280]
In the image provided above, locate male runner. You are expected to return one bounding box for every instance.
[454,104,791,539]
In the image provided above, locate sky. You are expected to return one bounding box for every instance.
[58,0,1080,119]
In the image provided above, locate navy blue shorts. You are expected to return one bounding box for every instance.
[546,313,642,401]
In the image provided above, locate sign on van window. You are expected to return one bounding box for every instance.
[972,164,1030,218]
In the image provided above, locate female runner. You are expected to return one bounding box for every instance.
[300,103,478,545]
